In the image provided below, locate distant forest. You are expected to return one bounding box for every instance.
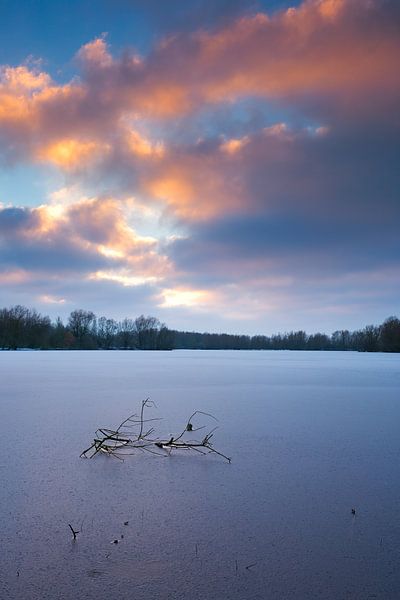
[0,305,399,352]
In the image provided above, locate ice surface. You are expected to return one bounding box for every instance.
[0,350,399,599]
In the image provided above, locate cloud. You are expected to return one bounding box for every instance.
[37,138,111,169]
[0,0,399,331]
[0,196,171,284]
[0,0,398,158]
[109,0,400,118]
[158,286,219,309]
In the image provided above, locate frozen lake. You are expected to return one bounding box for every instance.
[1,350,399,599]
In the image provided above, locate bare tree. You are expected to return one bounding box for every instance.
[97,317,118,349]
[135,315,161,349]
[68,309,96,348]
[117,318,137,349]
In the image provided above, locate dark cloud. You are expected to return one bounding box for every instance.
[160,119,400,289]
[0,206,110,273]
[169,211,400,282]
[0,206,37,233]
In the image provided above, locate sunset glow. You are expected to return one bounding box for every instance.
[159,288,216,308]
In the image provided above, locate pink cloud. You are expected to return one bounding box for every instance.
[0,0,398,162]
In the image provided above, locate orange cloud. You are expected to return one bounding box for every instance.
[220,137,249,154]
[1,0,397,138]
[147,169,235,220]
[188,0,400,108]
[144,141,251,221]
[37,138,110,169]
[0,65,50,92]
[0,66,45,123]
[126,129,165,157]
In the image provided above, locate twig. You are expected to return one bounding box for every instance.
[68,524,79,540]
[80,400,230,462]
[173,411,218,442]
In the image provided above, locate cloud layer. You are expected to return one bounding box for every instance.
[0,0,399,332]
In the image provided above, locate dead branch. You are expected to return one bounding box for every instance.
[80,400,230,462]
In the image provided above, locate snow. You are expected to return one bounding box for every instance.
[0,350,399,599]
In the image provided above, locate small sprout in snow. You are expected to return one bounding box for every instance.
[68,524,80,540]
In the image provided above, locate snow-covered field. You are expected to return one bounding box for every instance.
[1,350,399,599]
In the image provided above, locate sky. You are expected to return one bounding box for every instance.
[0,0,399,335]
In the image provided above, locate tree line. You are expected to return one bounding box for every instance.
[0,307,174,350]
[172,317,400,352]
[0,305,399,352]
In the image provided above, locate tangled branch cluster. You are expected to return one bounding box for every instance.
[80,399,231,463]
